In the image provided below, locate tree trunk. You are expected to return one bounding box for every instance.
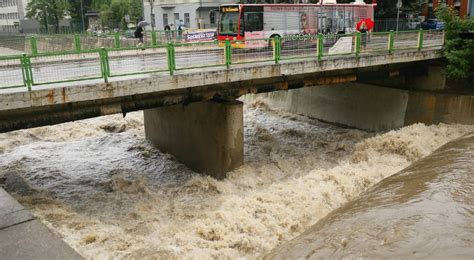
[54,13,60,33]
[43,11,49,33]
[52,0,60,33]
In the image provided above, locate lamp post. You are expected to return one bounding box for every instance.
[318,0,323,33]
[396,0,402,32]
[149,0,155,31]
[80,0,85,32]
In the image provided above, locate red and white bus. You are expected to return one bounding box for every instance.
[217,1,376,47]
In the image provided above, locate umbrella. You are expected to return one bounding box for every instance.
[137,21,150,28]
[356,18,375,31]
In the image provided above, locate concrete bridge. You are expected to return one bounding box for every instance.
[0,31,450,178]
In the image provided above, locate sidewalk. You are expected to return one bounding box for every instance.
[0,47,22,56]
[0,188,83,260]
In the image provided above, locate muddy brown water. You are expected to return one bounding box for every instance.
[0,101,473,259]
[266,133,474,259]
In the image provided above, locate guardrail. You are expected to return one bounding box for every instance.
[0,30,207,55]
[0,30,444,91]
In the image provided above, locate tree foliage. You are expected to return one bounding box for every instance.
[373,0,425,17]
[436,2,474,79]
[68,0,92,31]
[91,0,111,10]
[99,0,142,30]
[26,0,70,33]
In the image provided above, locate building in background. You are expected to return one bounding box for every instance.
[0,0,72,34]
[469,0,474,16]
[0,0,28,33]
[144,0,235,30]
[423,0,470,18]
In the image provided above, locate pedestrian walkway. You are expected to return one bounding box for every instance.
[0,188,83,260]
[0,47,22,56]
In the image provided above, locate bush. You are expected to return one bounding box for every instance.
[436,2,474,79]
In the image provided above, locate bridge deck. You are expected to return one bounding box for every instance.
[0,31,444,133]
[0,30,443,93]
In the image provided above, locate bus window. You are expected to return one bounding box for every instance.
[220,12,239,36]
[244,12,264,32]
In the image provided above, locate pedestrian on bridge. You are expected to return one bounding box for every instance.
[359,21,368,51]
[356,18,374,52]
[164,24,171,41]
[135,19,149,47]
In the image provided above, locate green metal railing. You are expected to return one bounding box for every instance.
[0,30,445,91]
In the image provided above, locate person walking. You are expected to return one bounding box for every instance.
[135,18,149,47]
[164,24,171,41]
[170,24,175,40]
[177,24,183,41]
[359,21,368,51]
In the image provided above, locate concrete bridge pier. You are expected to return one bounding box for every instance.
[144,100,244,179]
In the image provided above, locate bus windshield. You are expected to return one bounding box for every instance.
[220,12,239,36]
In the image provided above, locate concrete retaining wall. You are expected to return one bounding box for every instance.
[246,83,474,132]
[405,92,474,126]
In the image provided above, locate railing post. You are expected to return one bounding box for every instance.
[225,38,232,69]
[20,54,33,91]
[114,32,121,49]
[317,33,324,60]
[388,30,395,54]
[442,30,445,46]
[99,48,110,83]
[30,36,38,55]
[151,31,157,47]
[417,29,424,50]
[355,32,361,57]
[273,37,281,64]
[74,34,81,53]
[167,42,176,75]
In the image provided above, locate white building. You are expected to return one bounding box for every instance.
[144,0,236,30]
[0,0,28,33]
[470,0,474,16]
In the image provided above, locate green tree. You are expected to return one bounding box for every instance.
[100,0,142,30]
[91,0,111,9]
[436,2,474,79]
[68,0,92,32]
[26,0,70,33]
[337,0,425,18]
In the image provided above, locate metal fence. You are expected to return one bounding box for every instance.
[0,30,444,91]
[373,18,418,32]
[0,30,209,56]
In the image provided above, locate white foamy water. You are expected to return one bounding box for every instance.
[0,100,472,259]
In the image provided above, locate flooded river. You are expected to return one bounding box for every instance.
[0,100,473,259]
[266,133,474,259]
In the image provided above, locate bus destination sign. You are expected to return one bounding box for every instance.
[222,6,239,12]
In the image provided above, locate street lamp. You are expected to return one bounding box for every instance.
[80,0,85,32]
[149,0,155,31]
[396,0,402,32]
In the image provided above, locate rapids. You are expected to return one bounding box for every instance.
[0,100,472,259]
[266,133,474,259]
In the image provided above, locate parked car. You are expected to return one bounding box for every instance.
[420,19,445,30]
